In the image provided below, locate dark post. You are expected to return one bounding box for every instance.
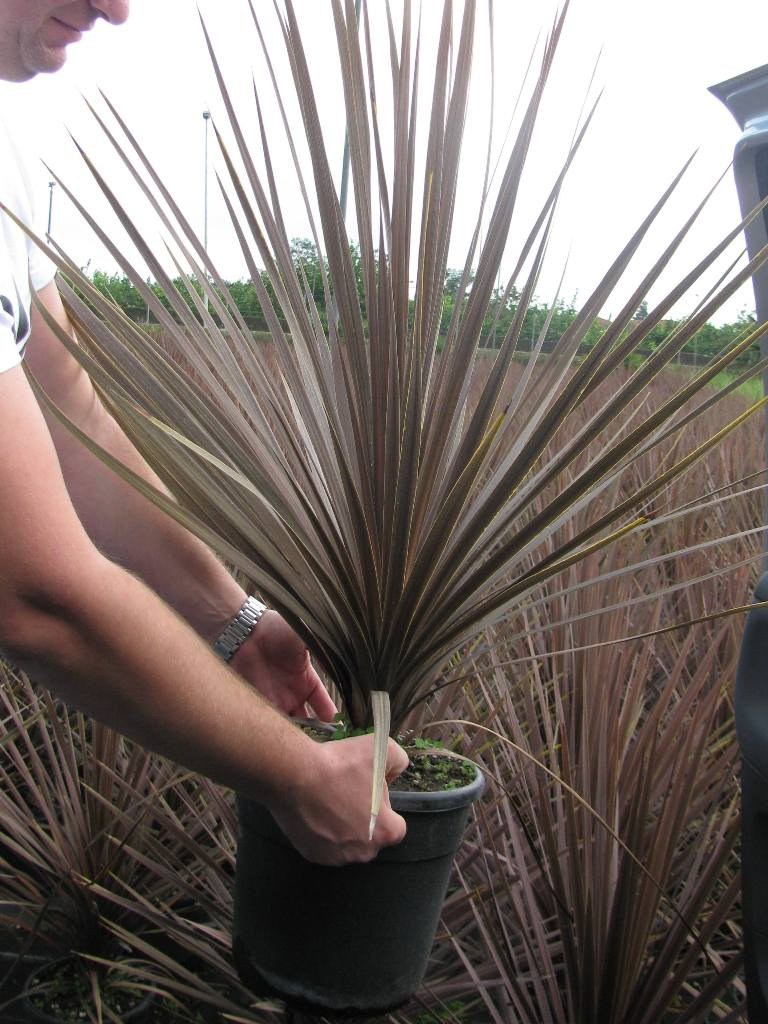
[46,181,55,236]
[202,110,211,251]
[709,66,768,397]
[710,65,768,1024]
[338,0,362,222]
[734,574,768,1022]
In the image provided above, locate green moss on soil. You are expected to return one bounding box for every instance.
[390,752,476,792]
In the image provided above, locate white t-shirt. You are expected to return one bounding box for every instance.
[0,119,56,373]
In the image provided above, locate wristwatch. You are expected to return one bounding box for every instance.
[213,596,267,662]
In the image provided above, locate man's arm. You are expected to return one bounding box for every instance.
[26,281,250,642]
[0,361,407,865]
[26,282,335,720]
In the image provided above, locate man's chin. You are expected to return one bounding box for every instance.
[36,47,69,76]
[0,62,64,83]
[13,40,70,80]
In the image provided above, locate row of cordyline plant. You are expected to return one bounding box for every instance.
[407,366,761,1024]
[0,364,759,1022]
[0,663,280,1021]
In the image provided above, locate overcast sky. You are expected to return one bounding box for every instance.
[3,0,768,325]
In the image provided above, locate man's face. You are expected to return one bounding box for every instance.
[0,1,129,82]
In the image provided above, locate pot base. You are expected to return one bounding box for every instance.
[233,935,409,1018]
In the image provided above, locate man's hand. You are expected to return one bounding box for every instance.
[230,614,410,865]
[269,733,409,865]
[230,610,336,721]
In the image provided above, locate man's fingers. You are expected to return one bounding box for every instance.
[305,674,337,722]
[373,784,408,848]
[385,738,409,782]
[377,807,407,847]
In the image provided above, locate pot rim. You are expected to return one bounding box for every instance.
[22,955,155,1022]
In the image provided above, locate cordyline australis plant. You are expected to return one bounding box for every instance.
[431,461,753,1021]
[0,665,183,1018]
[0,661,283,1020]
[16,0,768,733]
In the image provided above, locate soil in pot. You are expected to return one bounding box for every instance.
[302,723,478,793]
[390,750,477,792]
[23,956,155,1023]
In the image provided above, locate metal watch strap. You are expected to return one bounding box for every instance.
[213,596,267,662]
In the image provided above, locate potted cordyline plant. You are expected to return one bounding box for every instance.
[14,0,768,1015]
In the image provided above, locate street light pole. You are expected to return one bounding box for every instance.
[203,111,211,251]
[338,0,362,221]
[203,111,211,315]
[47,181,55,236]
[710,64,768,1024]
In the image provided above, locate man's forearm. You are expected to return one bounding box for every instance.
[5,552,310,805]
[45,400,247,640]
[4,551,410,866]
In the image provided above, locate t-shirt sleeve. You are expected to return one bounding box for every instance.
[0,190,55,373]
[0,114,56,372]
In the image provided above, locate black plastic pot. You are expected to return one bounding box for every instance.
[0,906,71,1022]
[232,764,485,1016]
[0,951,49,1024]
[21,956,155,1023]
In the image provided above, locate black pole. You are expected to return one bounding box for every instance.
[710,65,768,1024]
[203,110,211,250]
[709,66,768,493]
[46,181,55,236]
[734,574,768,1023]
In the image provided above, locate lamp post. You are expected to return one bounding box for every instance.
[47,181,55,236]
[338,0,362,221]
[710,66,768,388]
[203,110,211,251]
[203,110,212,314]
[711,63,768,1024]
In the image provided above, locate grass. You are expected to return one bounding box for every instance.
[710,370,763,403]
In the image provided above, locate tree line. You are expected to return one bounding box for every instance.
[87,238,759,371]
